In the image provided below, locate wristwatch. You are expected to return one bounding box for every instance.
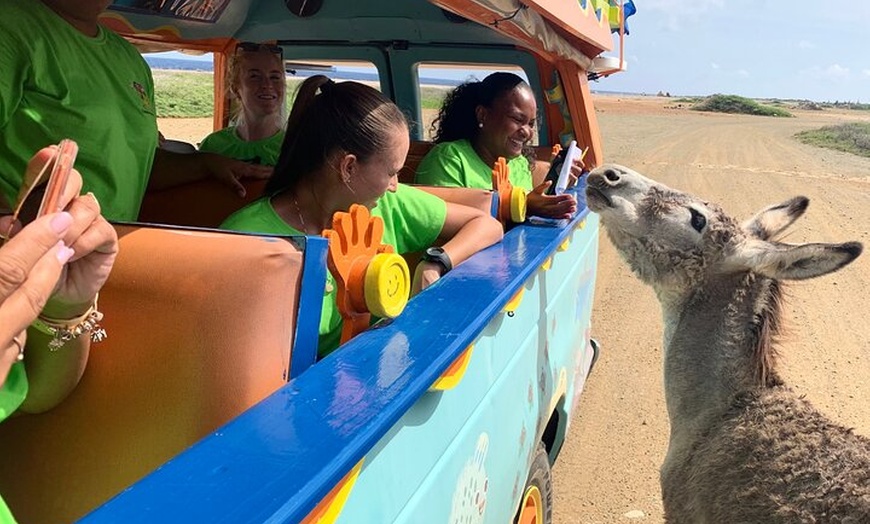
[421,246,453,274]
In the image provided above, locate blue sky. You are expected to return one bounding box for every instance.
[598,0,870,102]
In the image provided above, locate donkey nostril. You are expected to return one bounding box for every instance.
[604,169,620,182]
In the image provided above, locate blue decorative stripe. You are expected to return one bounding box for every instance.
[82,201,592,524]
[290,235,328,378]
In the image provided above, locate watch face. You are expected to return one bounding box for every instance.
[423,247,452,272]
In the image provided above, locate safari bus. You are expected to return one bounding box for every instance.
[0,0,635,522]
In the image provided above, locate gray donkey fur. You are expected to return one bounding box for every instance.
[585,164,869,523]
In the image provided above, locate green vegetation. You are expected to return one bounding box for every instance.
[692,94,793,117]
[152,69,453,117]
[795,123,870,158]
[420,86,451,110]
[824,101,870,111]
[673,97,703,104]
[152,70,214,117]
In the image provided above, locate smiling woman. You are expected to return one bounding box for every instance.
[415,71,579,219]
[197,42,287,166]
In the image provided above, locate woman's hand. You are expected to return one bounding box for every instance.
[41,191,118,319]
[201,153,273,198]
[412,261,444,294]
[526,181,577,220]
[566,156,585,189]
[4,147,119,320]
[0,211,75,384]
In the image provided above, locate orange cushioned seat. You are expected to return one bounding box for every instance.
[137,178,268,228]
[0,224,313,524]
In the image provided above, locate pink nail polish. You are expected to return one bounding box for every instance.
[50,212,73,234]
[55,241,74,264]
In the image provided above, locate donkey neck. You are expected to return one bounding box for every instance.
[658,272,780,449]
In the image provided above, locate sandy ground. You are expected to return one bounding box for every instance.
[159,97,870,523]
[551,96,870,523]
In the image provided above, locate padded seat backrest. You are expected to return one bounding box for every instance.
[137,178,268,228]
[0,225,305,524]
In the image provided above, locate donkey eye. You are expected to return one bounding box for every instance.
[689,208,707,232]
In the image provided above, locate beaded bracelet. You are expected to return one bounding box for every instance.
[30,296,107,351]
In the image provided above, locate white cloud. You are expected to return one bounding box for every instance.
[736,69,750,78]
[798,40,815,49]
[825,64,851,78]
[863,70,870,78]
[799,64,852,82]
[711,62,720,69]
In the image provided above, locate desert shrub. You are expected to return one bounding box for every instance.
[692,94,793,117]
[795,123,870,158]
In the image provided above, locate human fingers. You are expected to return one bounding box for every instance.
[66,211,118,263]
[0,216,22,240]
[57,168,84,212]
[531,180,551,195]
[1,330,25,380]
[240,164,273,180]
[21,146,58,188]
[0,237,73,342]
[61,193,101,248]
[0,212,72,302]
[223,166,251,198]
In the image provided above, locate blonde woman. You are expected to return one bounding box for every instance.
[199,42,287,166]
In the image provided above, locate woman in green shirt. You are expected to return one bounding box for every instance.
[199,42,287,166]
[222,75,503,357]
[415,72,579,219]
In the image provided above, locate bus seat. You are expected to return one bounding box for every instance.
[159,139,197,154]
[398,140,435,184]
[0,224,304,524]
[137,178,268,228]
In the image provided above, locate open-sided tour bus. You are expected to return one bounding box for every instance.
[0,0,635,522]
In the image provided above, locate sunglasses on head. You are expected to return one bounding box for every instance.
[236,42,283,56]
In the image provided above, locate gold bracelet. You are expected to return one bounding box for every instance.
[30,295,107,351]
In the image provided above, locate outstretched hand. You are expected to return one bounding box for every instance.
[527,180,577,219]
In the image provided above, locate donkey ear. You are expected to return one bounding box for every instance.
[741,196,809,240]
[726,239,862,280]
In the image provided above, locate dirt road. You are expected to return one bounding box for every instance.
[552,96,870,523]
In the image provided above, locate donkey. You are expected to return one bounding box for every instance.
[585,164,869,523]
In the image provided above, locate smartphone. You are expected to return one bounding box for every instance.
[543,147,568,196]
[15,139,79,224]
[38,139,78,217]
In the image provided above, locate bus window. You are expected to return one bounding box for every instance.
[145,50,216,146]
[286,60,382,109]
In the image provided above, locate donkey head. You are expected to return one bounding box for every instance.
[585,164,862,298]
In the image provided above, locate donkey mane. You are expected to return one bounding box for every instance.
[748,275,784,388]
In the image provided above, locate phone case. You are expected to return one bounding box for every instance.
[37,139,78,218]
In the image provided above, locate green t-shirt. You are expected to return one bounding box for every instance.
[0,0,158,221]
[414,139,533,191]
[198,127,284,166]
[221,183,447,357]
[1,362,27,524]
